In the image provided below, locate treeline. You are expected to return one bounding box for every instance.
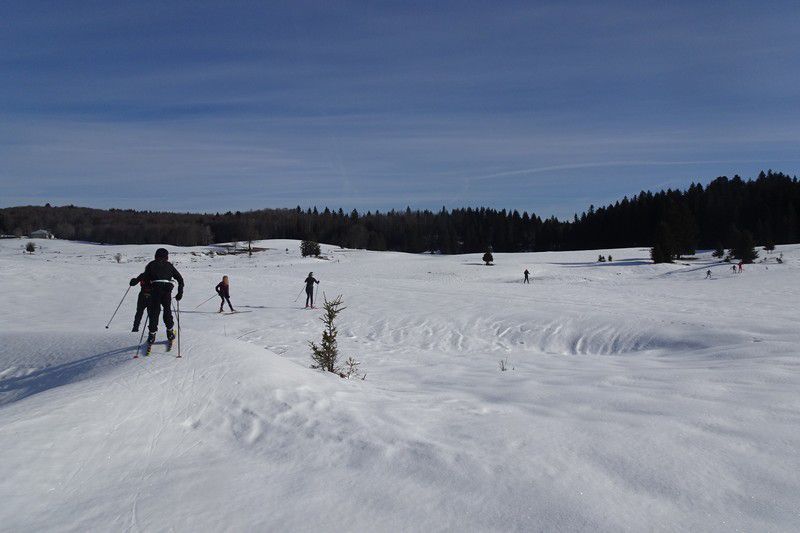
[1,170,798,253]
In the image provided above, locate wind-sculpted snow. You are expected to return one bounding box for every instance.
[0,239,799,532]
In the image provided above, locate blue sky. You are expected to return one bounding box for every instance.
[2,1,799,218]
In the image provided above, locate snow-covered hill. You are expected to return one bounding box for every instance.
[1,239,798,532]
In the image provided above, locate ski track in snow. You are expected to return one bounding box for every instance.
[0,239,799,532]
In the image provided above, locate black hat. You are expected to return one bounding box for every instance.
[155,248,169,260]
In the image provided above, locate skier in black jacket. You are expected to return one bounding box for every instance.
[131,248,184,344]
[304,272,319,308]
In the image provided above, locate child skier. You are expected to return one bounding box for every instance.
[705,269,712,279]
[129,276,152,332]
[304,272,320,308]
[215,275,234,313]
[131,248,184,345]
[523,269,530,283]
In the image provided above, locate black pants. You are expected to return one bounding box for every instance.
[134,292,150,329]
[524,275,529,283]
[305,287,314,307]
[219,295,233,311]
[147,284,174,333]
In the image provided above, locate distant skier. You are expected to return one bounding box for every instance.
[304,272,320,308]
[731,265,737,274]
[705,269,712,279]
[215,275,234,313]
[131,248,184,345]
[523,269,530,283]
[738,261,743,273]
[129,276,152,332]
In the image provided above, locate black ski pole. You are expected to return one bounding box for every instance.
[194,293,217,309]
[293,286,304,302]
[314,283,319,307]
[106,285,132,329]
[133,325,146,359]
[175,301,182,358]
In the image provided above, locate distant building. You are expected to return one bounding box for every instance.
[30,229,54,239]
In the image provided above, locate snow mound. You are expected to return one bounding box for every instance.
[2,239,799,531]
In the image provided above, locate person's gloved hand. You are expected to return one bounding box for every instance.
[129,278,138,286]
[175,290,183,301]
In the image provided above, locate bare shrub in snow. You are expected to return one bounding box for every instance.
[341,356,365,380]
[114,253,123,263]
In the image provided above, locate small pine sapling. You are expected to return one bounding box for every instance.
[25,242,36,253]
[309,294,360,378]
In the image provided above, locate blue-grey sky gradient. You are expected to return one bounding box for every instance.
[2,0,799,218]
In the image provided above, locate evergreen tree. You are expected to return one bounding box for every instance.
[731,230,759,263]
[3,171,798,254]
[301,240,321,257]
[651,222,676,263]
[309,295,346,374]
[483,250,494,265]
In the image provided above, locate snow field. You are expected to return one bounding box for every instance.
[0,239,799,532]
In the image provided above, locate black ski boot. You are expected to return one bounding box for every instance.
[145,332,156,356]
[132,325,139,332]
[167,329,176,342]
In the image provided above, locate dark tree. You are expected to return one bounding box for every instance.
[651,223,676,263]
[731,230,759,263]
[301,240,321,257]
[1,171,797,254]
[483,250,494,265]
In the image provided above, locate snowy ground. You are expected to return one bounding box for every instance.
[1,238,798,532]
